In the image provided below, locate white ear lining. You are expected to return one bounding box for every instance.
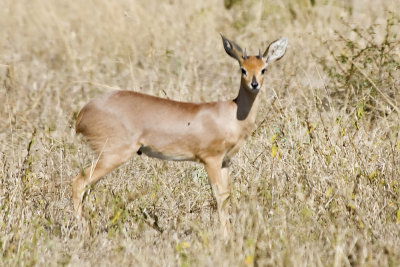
[266,37,288,63]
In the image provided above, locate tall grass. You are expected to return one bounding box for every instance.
[1,0,399,265]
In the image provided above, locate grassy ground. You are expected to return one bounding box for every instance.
[1,0,400,266]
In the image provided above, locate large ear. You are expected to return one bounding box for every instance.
[263,37,288,64]
[221,34,243,62]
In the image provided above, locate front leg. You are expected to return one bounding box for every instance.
[204,157,231,238]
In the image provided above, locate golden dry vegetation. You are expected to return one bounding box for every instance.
[1,0,400,266]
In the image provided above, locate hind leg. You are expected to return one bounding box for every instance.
[72,145,138,218]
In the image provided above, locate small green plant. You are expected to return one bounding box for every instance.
[223,0,242,9]
[322,13,400,121]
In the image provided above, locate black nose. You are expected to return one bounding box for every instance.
[251,76,259,89]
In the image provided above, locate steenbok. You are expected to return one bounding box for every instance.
[72,35,288,236]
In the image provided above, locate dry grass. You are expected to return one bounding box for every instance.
[1,0,400,266]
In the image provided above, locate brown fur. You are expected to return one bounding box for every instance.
[72,36,287,237]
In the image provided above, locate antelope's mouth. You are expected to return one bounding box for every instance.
[248,86,260,94]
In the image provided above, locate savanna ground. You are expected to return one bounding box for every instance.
[1,0,400,266]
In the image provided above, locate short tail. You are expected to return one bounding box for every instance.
[75,107,86,134]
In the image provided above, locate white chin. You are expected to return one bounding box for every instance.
[248,87,260,93]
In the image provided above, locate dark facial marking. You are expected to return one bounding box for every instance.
[251,76,258,89]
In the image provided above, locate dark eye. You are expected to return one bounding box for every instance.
[241,67,247,75]
[261,68,266,74]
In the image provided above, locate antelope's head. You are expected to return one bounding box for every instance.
[221,34,288,94]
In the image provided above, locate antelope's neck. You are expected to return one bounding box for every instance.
[233,83,261,124]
